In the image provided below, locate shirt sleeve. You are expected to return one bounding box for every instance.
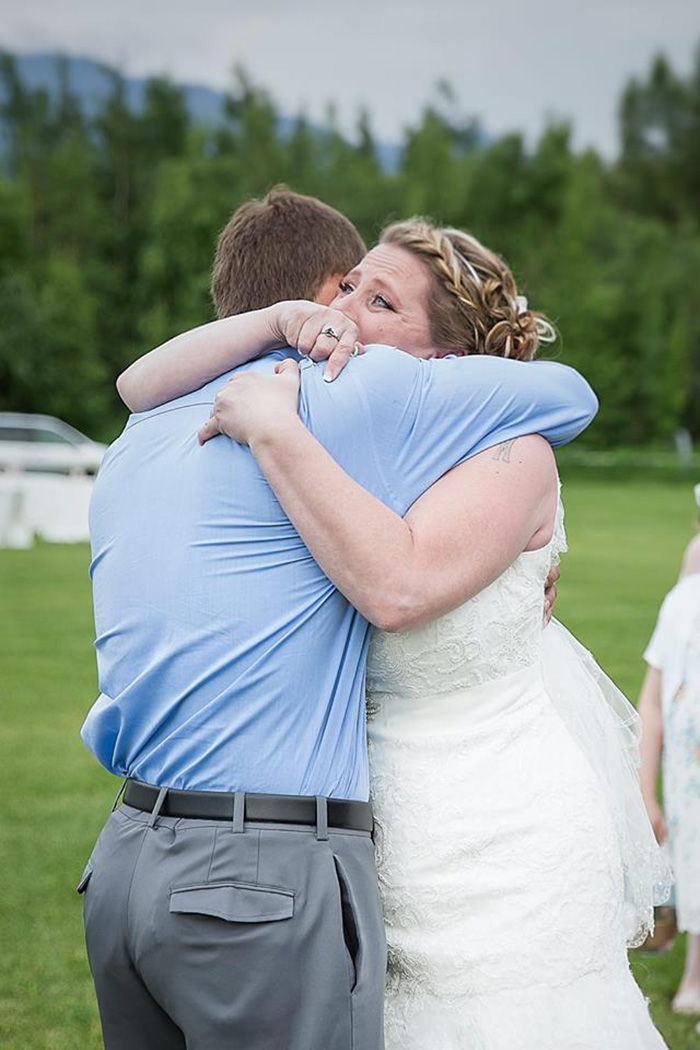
[644,590,674,670]
[302,345,597,515]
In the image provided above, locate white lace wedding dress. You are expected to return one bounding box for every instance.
[365,502,668,1050]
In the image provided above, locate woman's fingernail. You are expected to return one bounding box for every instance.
[323,372,334,383]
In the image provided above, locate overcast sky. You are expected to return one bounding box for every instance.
[2,0,698,154]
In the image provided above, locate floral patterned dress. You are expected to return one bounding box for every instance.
[646,576,700,933]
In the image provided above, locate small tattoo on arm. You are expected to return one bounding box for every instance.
[492,439,516,463]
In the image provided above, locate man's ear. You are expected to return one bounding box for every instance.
[314,273,345,306]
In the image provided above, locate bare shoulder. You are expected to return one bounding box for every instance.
[438,436,557,509]
[489,433,554,466]
[482,436,558,548]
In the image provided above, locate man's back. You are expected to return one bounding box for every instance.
[85,346,597,799]
[87,350,377,798]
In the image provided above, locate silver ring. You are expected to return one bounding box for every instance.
[321,326,340,341]
[350,344,360,357]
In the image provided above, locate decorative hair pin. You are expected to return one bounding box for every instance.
[515,295,528,315]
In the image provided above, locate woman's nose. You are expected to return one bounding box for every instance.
[332,295,358,323]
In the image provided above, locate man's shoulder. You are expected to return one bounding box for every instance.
[300,344,420,401]
[345,343,419,375]
[351,347,570,381]
[302,345,537,412]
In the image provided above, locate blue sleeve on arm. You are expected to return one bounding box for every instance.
[450,356,599,452]
[302,345,598,517]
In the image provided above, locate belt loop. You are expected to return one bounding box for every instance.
[315,796,329,841]
[148,786,168,829]
[111,777,127,812]
[232,791,245,833]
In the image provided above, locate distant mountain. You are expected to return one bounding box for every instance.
[8,52,403,171]
[13,52,241,126]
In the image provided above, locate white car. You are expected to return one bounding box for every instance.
[0,413,107,475]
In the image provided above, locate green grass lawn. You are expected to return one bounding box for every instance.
[0,475,697,1049]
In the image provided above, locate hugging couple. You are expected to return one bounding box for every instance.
[79,188,670,1049]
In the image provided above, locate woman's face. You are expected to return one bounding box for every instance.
[330,243,438,358]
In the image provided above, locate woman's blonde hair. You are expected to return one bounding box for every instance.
[380,218,556,361]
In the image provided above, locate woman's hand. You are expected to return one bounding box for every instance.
[544,564,560,625]
[643,796,667,845]
[274,301,364,382]
[198,358,302,447]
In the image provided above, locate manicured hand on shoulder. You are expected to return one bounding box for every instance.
[274,301,364,382]
[198,358,302,447]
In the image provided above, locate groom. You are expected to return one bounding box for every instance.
[80,188,595,1050]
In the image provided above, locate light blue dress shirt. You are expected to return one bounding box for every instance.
[83,345,598,799]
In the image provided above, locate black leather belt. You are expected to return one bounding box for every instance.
[123,780,374,833]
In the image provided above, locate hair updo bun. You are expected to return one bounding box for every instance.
[380,219,556,361]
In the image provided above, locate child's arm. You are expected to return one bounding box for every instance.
[638,667,666,844]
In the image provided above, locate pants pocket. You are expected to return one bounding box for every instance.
[169,880,294,922]
[333,856,362,993]
[76,862,93,895]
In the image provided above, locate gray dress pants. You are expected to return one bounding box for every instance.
[79,802,386,1050]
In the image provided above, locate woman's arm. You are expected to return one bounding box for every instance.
[638,667,666,844]
[117,306,283,412]
[117,301,361,413]
[248,410,557,631]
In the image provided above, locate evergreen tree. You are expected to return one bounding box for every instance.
[0,46,697,444]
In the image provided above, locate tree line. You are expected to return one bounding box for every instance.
[0,50,698,447]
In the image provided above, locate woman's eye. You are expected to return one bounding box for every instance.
[338,281,353,294]
[373,294,393,310]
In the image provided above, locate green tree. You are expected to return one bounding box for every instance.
[618,51,700,225]
[1,44,699,446]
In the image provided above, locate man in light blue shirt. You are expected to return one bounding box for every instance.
[85,346,595,801]
[79,190,598,1050]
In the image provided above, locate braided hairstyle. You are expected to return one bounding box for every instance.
[380,219,556,360]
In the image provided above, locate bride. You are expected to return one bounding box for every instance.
[118,218,670,1048]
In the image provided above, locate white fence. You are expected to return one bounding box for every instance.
[0,473,94,548]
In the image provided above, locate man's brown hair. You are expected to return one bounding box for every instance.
[211,186,367,317]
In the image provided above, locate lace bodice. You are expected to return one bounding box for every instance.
[367,500,567,702]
